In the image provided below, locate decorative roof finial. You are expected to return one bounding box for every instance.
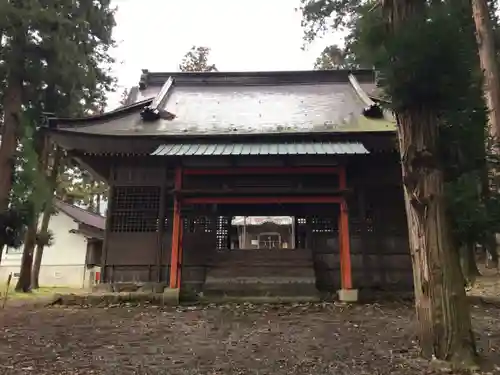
[140,76,177,122]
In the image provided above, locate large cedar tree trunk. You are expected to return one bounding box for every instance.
[472,0,500,139]
[384,0,478,365]
[398,111,477,365]
[32,147,63,289]
[0,77,23,263]
[472,0,500,270]
[15,221,37,292]
[15,137,50,291]
[460,243,480,287]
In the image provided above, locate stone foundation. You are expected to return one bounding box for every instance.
[93,282,168,294]
[51,288,180,307]
[338,288,359,302]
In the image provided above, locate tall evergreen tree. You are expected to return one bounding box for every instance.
[472,0,500,142]
[0,0,116,289]
[302,0,485,366]
[470,0,500,270]
[31,145,62,289]
[343,1,500,277]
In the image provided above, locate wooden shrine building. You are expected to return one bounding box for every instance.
[43,69,413,301]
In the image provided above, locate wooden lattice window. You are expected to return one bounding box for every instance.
[310,216,337,233]
[216,216,229,250]
[183,216,213,234]
[295,216,308,248]
[163,217,171,231]
[349,218,364,235]
[110,186,161,232]
[364,199,375,233]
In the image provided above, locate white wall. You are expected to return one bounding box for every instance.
[0,211,88,288]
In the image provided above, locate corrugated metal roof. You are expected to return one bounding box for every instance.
[151,142,369,156]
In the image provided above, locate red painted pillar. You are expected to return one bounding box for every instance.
[169,167,183,289]
[177,223,183,287]
[339,199,353,290]
[338,165,353,290]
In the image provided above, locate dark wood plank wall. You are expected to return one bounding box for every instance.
[102,155,413,292]
[103,167,174,283]
[347,157,413,291]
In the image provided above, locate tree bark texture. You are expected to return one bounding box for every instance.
[15,219,37,292]
[32,147,63,289]
[398,110,477,365]
[472,0,500,140]
[382,0,478,366]
[472,0,500,270]
[16,137,50,291]
[0,75,22,211]
[0,77,23,266]
[460,243,480,286]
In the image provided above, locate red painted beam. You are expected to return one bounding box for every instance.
[182,196,343,205]
[183,166,341,176]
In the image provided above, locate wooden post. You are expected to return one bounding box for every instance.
[177,223,183,286]
[338,165,355,299]
[157,169,168,283]
[169,167,183,289]
[101,171,114,283]
[339,199,353,290]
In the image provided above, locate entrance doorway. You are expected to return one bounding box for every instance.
[178,201,348,297]
[170,167,352,294]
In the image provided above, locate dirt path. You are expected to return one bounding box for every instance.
[1,301,500,375]
[0,273,499,375]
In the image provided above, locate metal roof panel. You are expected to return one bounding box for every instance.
[152,141,369,156]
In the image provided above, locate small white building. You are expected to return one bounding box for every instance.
[0,199,104,288]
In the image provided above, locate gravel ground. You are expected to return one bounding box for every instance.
[1,300,500,375]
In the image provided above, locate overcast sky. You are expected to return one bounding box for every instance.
[108,0,343,108]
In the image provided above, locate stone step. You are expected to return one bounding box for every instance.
[203,280,319,297]
[209,260,314,267]
[207,266,315,279]
[211,251,313,262]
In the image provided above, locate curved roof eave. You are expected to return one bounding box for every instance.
[45,97,153,128]
[44,127,396,142]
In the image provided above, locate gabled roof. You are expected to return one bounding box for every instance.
[45,69,395,139]
[54,199,105,231]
